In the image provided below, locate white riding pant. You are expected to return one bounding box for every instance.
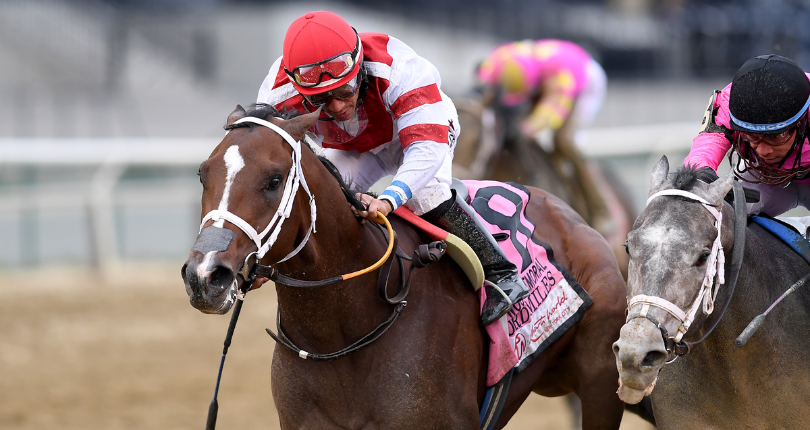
[570,58,607,146]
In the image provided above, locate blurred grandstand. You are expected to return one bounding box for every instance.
[1,0,807,268]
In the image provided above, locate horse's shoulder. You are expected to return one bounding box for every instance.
[525,186,591,239]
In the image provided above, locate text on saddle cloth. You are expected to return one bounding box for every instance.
[399,180,593,386]
[462,180,592,385]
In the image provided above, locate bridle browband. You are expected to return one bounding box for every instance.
[626,180,746,360]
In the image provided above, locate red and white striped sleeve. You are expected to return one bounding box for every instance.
[379,37,450,148]
[256,56,305,113]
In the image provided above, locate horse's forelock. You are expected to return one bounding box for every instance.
[671,165,702,191]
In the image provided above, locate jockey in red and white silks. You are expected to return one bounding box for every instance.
[257,10,528,326]
[257,32,459,216]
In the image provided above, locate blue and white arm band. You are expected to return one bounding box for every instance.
[380,180,413,211]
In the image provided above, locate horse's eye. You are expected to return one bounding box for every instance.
[267,175,283,190]
[696,252,710,266]
[623,240,629,255]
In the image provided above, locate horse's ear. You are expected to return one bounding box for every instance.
[226,105,247,127]
[648,155,669,196]
[704,171,735,207]
[276,110,320,142]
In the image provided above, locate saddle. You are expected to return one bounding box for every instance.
[751,215,810,266]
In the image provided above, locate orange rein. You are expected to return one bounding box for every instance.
[340,211,395,280]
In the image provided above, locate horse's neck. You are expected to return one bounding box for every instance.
[273,207,390,349]
[699,222,810,358]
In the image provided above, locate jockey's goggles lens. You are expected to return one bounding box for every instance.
[740,128,796,147]
[285,32,361,88]
[302,75,360,106]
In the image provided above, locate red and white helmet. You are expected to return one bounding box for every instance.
[283,11,362,96]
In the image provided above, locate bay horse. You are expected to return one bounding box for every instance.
[453,97,636,279]
[182,104,632,429]
[613,156,810,429]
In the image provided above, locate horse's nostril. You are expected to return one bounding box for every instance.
[641,350,666,368]
[181,263,189,282]
[209,266,235,293]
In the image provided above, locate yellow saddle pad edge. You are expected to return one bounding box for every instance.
[444,233,485,291]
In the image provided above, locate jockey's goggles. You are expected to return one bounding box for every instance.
[284,32,361,88]
[740,127,796,147]
[301,74,361,106]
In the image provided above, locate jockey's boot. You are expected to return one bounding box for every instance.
[424,192,530,326]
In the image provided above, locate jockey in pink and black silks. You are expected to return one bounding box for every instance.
[685,54,810,216]
[256,10,529,326]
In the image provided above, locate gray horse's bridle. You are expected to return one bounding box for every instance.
[626,180,746,361]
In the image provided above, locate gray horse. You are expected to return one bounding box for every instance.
[612,156,810,429]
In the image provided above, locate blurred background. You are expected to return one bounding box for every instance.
[3,0,810,268]
[1,0,808,429]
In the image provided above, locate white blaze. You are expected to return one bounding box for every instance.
[214,145,245,228]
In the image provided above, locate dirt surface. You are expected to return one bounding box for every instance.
[0,265,655,430]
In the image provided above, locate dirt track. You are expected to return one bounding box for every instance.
[0,265,654,430]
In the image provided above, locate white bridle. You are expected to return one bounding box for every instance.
[628,189,725,343]
[199,116,317,265]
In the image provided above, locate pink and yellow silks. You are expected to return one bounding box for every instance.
[477,39,593,131]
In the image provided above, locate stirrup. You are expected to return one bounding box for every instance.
[481,281,512,326]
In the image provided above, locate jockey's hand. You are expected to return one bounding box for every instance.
[352,193,393,223]
[521,116,547,137]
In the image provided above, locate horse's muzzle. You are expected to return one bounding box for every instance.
[612,318,668,404]
[181,251,238,314]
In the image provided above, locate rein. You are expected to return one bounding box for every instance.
[263,218,447,361]
[627,180,746,360]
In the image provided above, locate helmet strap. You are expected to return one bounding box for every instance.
[730,111,810,186]
[356,62,369,107]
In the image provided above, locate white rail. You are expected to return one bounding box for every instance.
[0,124,695,270]
[0,138,216,166]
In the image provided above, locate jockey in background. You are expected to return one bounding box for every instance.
[476,39,612,234]
[256,10,529,325]
[684,54,810,216]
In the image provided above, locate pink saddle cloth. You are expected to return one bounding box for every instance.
[393,180,593,386]
[464,181,593,386]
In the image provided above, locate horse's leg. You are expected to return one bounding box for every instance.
[569,279,627,430]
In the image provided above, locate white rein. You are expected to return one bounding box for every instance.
[628,189,725,343]
[199,117,317,264]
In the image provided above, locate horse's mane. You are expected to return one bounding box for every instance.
[224,103,365,212]
[223,103,301,132]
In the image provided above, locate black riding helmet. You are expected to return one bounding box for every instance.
[729,54,810,135]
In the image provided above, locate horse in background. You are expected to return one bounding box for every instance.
[182,104,638,429]
[452,96,636,280]
[613,156,810,428]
